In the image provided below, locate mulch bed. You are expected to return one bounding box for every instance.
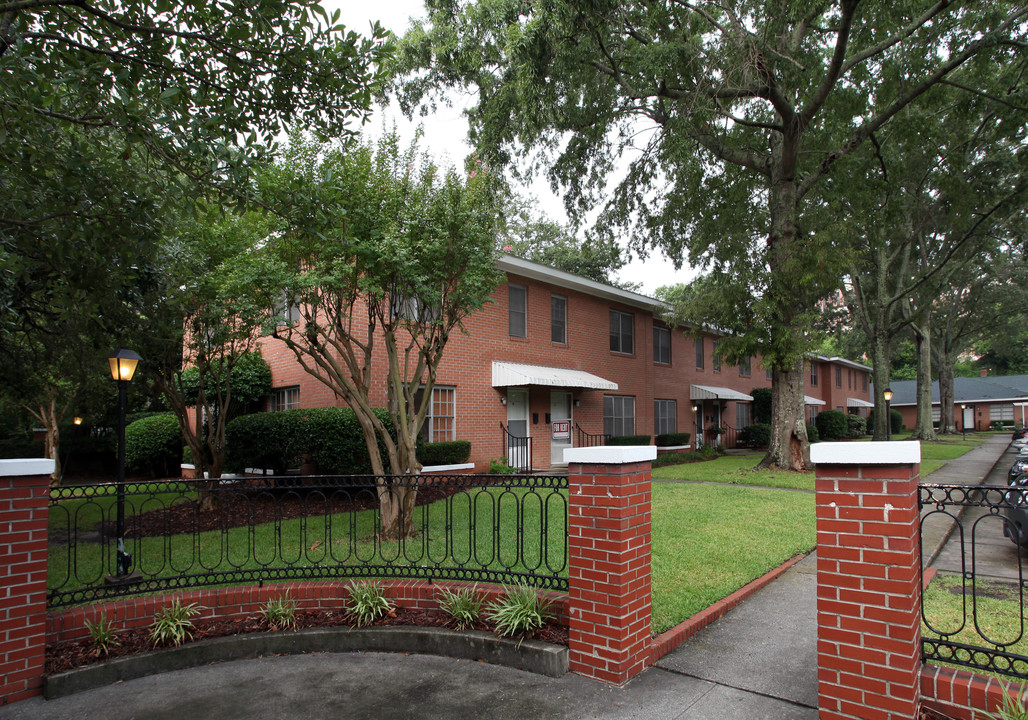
[46,607,569,675]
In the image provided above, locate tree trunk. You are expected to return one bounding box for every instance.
[868,317,893,441]
[759,356,810,471]
[937,360,956,435]
[910,320,938,441]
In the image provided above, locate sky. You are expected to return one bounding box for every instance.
[326,0,698,295]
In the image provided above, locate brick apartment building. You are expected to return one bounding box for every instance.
[257,254,873,472]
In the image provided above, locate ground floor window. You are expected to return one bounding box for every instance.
[269,386,300,412]
[808,407,819,424]
[992,403,1014,422]
[604,395,636,437]
[654,399,676,435]
[736,403,752,428]
[418,386,456,442]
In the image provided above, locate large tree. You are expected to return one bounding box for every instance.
[258,132,503,539]
[396,0,1028,469]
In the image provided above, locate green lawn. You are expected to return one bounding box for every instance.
[653,454,815,491]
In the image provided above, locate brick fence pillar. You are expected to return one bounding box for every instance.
[811,441,922,720]
[0,458,53,706]
[565,445,655,685]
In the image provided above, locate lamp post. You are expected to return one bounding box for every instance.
[961,404,967,439]
[108,347,141,581]
[883,388,894,441]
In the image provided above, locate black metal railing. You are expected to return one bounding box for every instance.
[48,474,569,608]
[575,423,610,448]
[500,423,532,471]
[919,483,1028,680]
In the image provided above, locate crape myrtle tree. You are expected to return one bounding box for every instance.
[395,0,1028,470]
[258,132,503,539]
[138,210,275,510]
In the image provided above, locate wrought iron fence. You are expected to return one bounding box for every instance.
[919,483,1028,680]
[574,423,610,448]
[500,423,532,471]
[48,473,569,608]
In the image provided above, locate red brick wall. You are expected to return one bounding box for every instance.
[0,462,52,705]
[567,452,652,684]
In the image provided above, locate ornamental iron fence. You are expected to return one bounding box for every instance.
[48,473,569,608]
[919,482,1028,680]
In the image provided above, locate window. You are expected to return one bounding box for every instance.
[509,284,527,338]
[609,310,634,354]
[654,399,676,435]
[273,294,302,326]
[810,363,818,387]
[695,337,704,370]
[993,404,1014,422]
[416,386,456,442]
[551,295,567,344]
[738,356,751,377]
[862,373,868,392]
[736,403,752,428]
[712,340,721,372]
[653,326,671,365]
[835,367,842,387]
[809,407,819,424]
[269,386,299,412]
[391,289,438,324]
[766,368,773,380]
[603,395,635,437]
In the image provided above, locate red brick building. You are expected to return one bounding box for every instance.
[257,254,872,471]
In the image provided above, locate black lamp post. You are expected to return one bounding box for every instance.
[883,388,894,441]
[108,347,141,580]
[961,404,967,439]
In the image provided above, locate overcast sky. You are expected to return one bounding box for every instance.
[326,0,697,295]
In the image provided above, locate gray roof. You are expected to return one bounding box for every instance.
[887,375,1028,406]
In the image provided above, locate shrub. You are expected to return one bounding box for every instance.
[738,423,771,448]
[346,580,393,627]
[225,407,395,475]
[652,449,709,467]
[125,413,182,477]
[608,434,651,446]
[150,601,201,647]
[806,424,820,443]
[85,613,120,657]
[868,409,905,436]
[489,457,518,474]
[846,414,866,438]
[417,440,471,466]
[654,432,690,447]
[437,584,485,631]
[815,410,849,441]
[263,595,297,631]
[487,586,554,640]
[750,387,773,424]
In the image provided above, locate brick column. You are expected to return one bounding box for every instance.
[812,441,922,720]
[0,459,53,705]
[565,446,654,685]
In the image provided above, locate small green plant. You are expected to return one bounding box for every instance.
[982,685,1028,720]
[149,601,202,647]
[85,613,120,657]
[437,584,485,631]
[347,580,393,627]
[489,457,517,474]
[487,586,554,640]
[263,595,297,631]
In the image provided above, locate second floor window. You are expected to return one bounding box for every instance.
[695,337,704,369]
[653,326,671,364]
[811,363,818,387]
[509,284,527,338]
[712,340,721,372]
[551,294,567,344]
[609,309,634,354]
[739,356,751,377]
[836,367,842,387]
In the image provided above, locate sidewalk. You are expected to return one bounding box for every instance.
[0,436,1010,720]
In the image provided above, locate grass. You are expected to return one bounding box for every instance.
[922,571,1028,685]
[652,453,814,491]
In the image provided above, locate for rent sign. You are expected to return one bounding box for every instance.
[551,421,571,440]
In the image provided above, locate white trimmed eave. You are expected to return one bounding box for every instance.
[846,398,874,408]
[689,384,754,402]
[805,395,827,406]
[492,361,618,391]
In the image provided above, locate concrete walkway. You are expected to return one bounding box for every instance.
[0,435,1011,720]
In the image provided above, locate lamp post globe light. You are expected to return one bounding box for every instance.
[961,404,967,439]
[883,388,894,442]
[107,347,141,582]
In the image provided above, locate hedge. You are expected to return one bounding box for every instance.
[655,432,691,447]
[738,423,771,448]
[807,424,820,443]
[867,409,903,436]
[125,413,182,478]
[417,440,471,466]
[225,407,395,475]
[815,409,849,441]
[846,414,866,438]
[608,434,652,446]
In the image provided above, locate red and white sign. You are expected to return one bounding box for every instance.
[551,421,571,440]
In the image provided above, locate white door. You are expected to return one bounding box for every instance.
[962,406,974,431]
[507,389,530,470]
[550,391,573,466]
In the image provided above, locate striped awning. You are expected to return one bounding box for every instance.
[491,361,618,390]
[847,398,874,408]
[690,384,753,402]
[805,395,827,406]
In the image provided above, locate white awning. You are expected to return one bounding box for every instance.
[847,398,874,408]
[805,395,827,406]
[690,384,753,402]
[491,361,618,390]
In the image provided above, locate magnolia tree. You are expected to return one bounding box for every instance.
[259,133,502,539]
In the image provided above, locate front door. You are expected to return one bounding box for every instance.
[962,405,974,431]
[506,389,530,470]
[550,391,573,467]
